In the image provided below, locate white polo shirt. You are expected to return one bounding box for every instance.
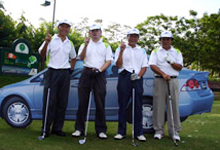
[38,34,76,69]
[148,46,183,76]
[78,38,113,69]
[114,44,149,74]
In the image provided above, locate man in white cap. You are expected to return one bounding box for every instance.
[148,31,183,141]
[38,19,76,137]
[114,28,148,141]
[72,24,113,139]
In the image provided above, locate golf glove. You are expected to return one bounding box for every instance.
[130,73,140,81]
[165,54,174,64]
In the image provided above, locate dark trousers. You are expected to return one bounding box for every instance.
[42,68,70,132]
[117,70,144,136]
[75,68,107,134]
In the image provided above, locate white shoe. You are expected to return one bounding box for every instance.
[72,130,81,137]
[137,135,146,142]
[114,134,125,140]
[173,133,181,141]
[154,133,163,140]
[99,132,107,139]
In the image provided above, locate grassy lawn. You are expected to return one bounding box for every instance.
[0,101,219,150]
[0,75,220,150]
[0,75,29,88]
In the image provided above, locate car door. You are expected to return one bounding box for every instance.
[32,71,45,115]
[105,65,119,121]
[66,68,82,119]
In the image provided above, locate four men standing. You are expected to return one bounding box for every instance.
[39,21,183,142]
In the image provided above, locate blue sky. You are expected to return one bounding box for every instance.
[2,0,220,28]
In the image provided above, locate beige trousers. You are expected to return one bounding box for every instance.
[153,78,181,135]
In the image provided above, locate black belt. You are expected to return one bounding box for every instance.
[48,68,70,71]
[84,67,98,71]
[120,69,130,75]
[155,76,177,78]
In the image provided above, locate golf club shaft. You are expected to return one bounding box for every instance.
[167,81,178,146]
[79,89,92,145]
[41,88,50,139]
[84,90,92,137]
[132,81,137,146]
[131,70,138,146]
[132,88,135,142]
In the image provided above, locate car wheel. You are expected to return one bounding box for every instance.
[142,103,154,133]
[2,97,32,128]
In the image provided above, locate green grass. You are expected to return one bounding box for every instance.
[0,75,220,150]
[0,75,29,88]
[0,101,219,150]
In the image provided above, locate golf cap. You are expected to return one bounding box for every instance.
[89,24,101,31]
[160,31,173,39]
[58,19,71,27]
[127,28,140,35]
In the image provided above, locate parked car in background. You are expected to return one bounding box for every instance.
[0,60,214,133]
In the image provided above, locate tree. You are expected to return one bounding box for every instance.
[198,10,220,75]
[0,9,17,47]
[136,12,206,68]
[136,14,180,54]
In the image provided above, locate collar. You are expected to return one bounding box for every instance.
[91,38,103,44]
[159,46,175,52]
[126,44,140,49]
[53,34,69,42]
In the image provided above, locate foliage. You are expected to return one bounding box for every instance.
[0,9,17,47]
[136,11,220,76]
[69,29,84,53]
[198,10,220,74]
[0,2,220,76]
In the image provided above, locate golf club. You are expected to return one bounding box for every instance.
[132,71,138,147]
[79,89,93,145]
[38,88,50,141]
[167,81,178,146]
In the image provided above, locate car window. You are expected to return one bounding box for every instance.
[30,71,45,82]
[70,60,84,80]
[106,65,119,78]
[70,68,83,79]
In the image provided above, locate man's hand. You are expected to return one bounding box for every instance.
[84,33,90,46]
[45,31,52,44]
[120,40,126,51]
[130,73,140,81]
[162,74,171,81]
[165,54,174,64]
